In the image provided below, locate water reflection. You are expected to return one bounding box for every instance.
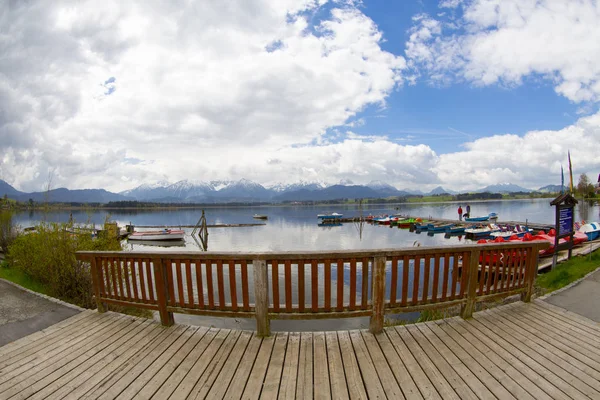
[15,198,600,253]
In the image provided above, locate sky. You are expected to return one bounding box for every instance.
[1,0,600,194]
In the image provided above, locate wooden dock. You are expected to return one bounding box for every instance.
[1,300,599,399]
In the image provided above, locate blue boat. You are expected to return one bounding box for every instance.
[465,212,498,222]
[427,222,454,232]
[579,222,600,241]
[317,213,343,220]
[445,223,472,234]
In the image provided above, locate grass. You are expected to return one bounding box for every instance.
[536,249,600,293]
[0,260,53,296]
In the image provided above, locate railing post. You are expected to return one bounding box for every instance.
[370,256,386,334]
[461,249,480,319]
[521,245,538,302]
[153,257,174,326]
[90,257,106,313]
[253,259,270,337]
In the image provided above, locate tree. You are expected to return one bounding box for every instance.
[576,173,595,198]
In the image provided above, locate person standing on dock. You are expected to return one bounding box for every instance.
[465,204,471,219]
[458,205,463,221]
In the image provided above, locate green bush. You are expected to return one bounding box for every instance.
[0,211,17,252]
[7,222,122,308]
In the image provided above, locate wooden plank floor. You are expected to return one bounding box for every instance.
[1,300,599,399]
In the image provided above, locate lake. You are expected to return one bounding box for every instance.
[12,198,600,253]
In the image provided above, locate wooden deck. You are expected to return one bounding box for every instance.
[1,300,599,399]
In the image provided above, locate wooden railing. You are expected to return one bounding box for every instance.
[76,241,549,335]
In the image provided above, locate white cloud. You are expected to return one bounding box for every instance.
[433,111,600,191]
[0,0,405,192]
[2,0,599,195]
[440,0,463,9]
[407,0,600,102]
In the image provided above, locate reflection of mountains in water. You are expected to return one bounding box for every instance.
[128,239,186,247]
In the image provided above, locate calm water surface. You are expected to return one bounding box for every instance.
[14,198,600,252]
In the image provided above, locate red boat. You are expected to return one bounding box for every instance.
[478,228,587,257]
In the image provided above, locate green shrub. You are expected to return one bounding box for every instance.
[0,211,17,252]
[6,221,122,308]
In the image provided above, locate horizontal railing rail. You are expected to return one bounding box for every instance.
[77,241,549,335]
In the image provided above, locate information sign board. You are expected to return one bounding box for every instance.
[558,207,573,237]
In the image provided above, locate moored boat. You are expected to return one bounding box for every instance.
[396,218,423,228]
[578,222,600,241]
[465,212,498,222]
[445,223,472,234]
[128,228,185,241]
[253,214,268,220]
[317,212,343,220]
[427,222,454,233]
[465,224,500,239]
[489,224,533,239]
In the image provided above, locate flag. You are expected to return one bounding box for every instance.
[568,151,574,194]
[561,165,565,193]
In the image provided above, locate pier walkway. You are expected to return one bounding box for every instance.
[1,299,599,399]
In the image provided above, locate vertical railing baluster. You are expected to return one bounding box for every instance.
[311,260,318,312]
[229,260,238,311]
[337,259,344,312]
[153,257,174,326]
[461,248,480,319]
[389,256,398,306]
[324,260,331,311]
[349,258,357,310]
[370,256,386,334]
[253,259,270,336]
[272,261,280,312]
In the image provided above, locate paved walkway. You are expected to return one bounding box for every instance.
[1,300,599,399]
[0,279,81,347]
[544,268,600,323]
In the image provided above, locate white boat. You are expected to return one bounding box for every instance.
[253,214,268,220]
[128,229,185,241]
[465,224,500,239]
[489,224,533,239]
[578,222,600,241]
[129,239,186,247]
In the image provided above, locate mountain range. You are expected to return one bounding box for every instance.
[0,179,558,204]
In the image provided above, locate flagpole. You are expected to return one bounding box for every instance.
[561,165,565,194]
[568,151,574,194]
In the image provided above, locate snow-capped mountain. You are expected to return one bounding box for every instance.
[267,181,327,193]
[366,180,410,197]
[121,179,274,202]
[366,180,396,191]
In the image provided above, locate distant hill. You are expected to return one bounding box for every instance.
[0,179,131,203]
[274,185,383,201]
[15,188,131,203]
[0,180,22,197]
[477,183,532,193]
[427,186,455,195]
[538,184,563,193]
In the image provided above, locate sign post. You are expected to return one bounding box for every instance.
[550,194,578,270]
